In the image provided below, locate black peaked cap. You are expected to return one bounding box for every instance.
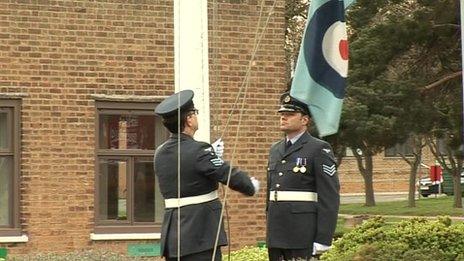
[155,89,194,117]
[278,92,310,116]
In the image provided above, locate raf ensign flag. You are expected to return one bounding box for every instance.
[290,0,355,137]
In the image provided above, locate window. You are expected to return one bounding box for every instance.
[0,100,20,236]
[385,138,414,157]
[437,138,448,156]
[95,102,168,234]
[344,147,357,157]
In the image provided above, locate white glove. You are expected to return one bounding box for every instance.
[312,242,331,255]
[211,138,224,158]
[250,177,260,194]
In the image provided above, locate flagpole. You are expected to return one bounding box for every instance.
[461,0,464,149]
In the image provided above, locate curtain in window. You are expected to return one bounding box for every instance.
[0,113,7,148]
[0,157,11,226]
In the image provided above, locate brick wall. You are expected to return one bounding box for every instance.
[0,0,286,256]
[207,0,286,250]
[1,0,174,255]
[339,149,437,194]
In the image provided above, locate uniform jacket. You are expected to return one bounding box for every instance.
[154,133,255,258]
[266,131,340,249]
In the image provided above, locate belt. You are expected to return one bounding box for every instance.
[269,191,318,202]
[164,190,218,208]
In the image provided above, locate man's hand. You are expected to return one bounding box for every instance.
[312,242,331,255]
[251,177,260,194]
[211,138,224,158]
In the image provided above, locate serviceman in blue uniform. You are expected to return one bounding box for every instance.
[154,89,259,261]
[266,92,340,261]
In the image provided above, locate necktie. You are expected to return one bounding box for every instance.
[285,140,292,152]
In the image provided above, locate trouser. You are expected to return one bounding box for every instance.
[165,247,222,261]
[268,247,312,261]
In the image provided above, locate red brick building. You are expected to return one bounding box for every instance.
[339,150,435,194]
[0,0,434,257]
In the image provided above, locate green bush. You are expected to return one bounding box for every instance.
[223,246,268,261]
[321,216,464,261]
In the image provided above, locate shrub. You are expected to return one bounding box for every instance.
[223,246,268,261]
[321,216,464,261]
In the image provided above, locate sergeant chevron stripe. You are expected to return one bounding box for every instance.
[322,164,336,176]
[210,157,224,167]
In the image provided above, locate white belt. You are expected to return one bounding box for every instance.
[269,191,318,202]
[164,190,218,208]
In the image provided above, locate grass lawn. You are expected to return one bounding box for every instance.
[336,196,464,237]
[340,195,464,217]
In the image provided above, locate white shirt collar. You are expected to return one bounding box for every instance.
[286,131,305,145]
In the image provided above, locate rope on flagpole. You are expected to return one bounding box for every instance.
[211,0,278,260]
[210,1,235,259]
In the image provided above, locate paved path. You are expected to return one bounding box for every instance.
[339,213,464,221]
[341,192,412,204]
[340,192,451,204]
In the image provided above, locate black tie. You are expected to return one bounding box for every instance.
[285,140,292,152]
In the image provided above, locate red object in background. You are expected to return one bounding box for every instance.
[430,165,443,183]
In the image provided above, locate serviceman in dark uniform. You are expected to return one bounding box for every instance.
[154,89,259,261]
[266,92,340,261]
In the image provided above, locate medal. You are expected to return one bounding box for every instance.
[293,158,302,173]
[300,158,307,174]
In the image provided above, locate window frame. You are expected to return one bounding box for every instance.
[0,99,21,237]
[94,101,167,234]
[436,138,448,156]
[384,138,414,158]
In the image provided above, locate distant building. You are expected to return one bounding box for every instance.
[339,144,436,194]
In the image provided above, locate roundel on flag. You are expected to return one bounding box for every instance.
[304,0,348,99]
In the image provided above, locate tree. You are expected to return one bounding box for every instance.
[284,0,462,207]
[340,0,462,207]
[384,82,431,208]
[284,0,308,83]
[337,80,409,206]
[416,0,463,208]
[338,0,425,206]
[286,0,429,206]
[425,85,463,208]
[386,0,463,207]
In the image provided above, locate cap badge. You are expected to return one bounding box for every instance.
[283,95,291,103]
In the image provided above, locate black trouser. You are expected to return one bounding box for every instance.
[165,247,222,261]
[268,247,312,261]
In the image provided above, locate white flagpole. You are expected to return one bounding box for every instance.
[461,0,464,149]
[174,0,210,144]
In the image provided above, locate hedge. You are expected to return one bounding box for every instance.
[223,246,268,261]
[321,216,464,261]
